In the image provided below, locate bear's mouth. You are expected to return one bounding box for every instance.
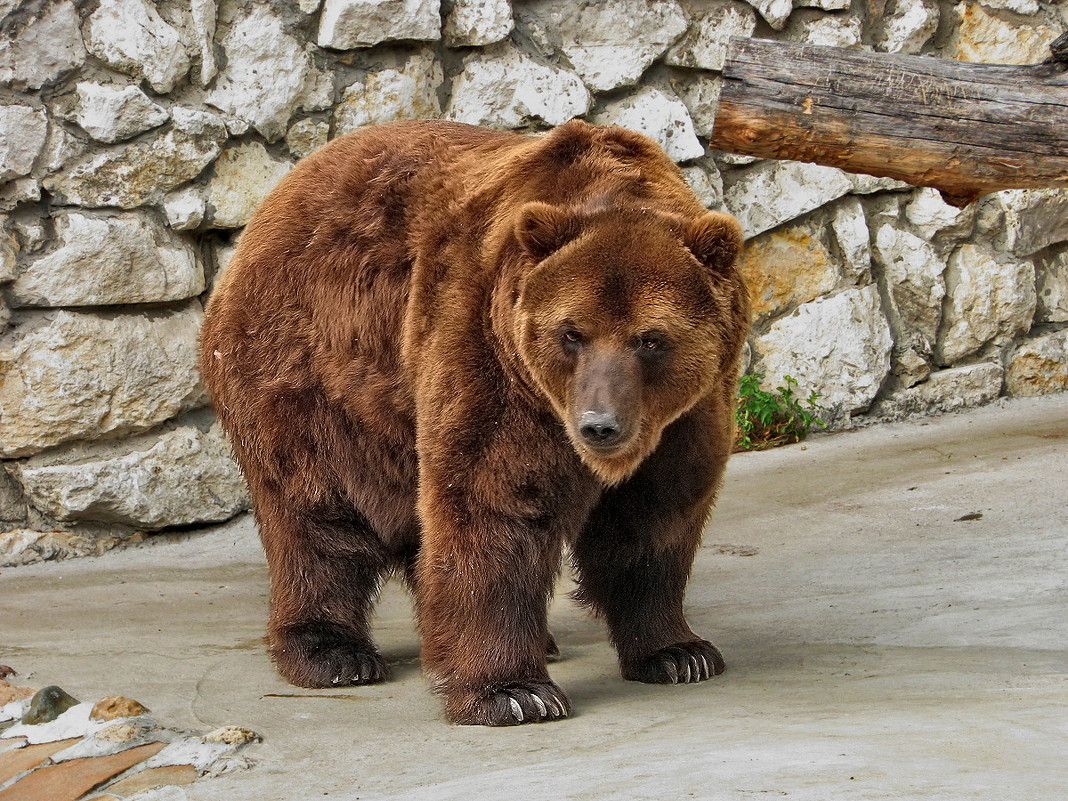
[567,426,650,486]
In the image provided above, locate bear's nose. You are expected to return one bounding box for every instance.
[579,411,624,449]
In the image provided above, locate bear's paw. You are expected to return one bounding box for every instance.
[452,681,572,726]
[622,640,725,685]
[271,623,390,688]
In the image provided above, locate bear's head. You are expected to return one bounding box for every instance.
[513,201,748,485]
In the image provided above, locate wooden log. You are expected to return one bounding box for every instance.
[708,37,1068,207]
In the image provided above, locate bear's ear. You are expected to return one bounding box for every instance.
[515,202,582,261]
[682,212,743,272]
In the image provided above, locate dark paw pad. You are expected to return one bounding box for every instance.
[455,682,572,726]
[271,623,390,688]
[622,640,725,684]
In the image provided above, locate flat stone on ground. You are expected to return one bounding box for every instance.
[0,738,80,785]
[0,741,164,801]
[101,763,198,796]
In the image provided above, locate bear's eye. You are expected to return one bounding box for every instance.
[561,327,584,349]
[635,333,667,352]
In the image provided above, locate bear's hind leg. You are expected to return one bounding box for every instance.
[258,499,391,688]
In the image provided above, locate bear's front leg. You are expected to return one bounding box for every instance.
[414,435,594,725]
[572,399,730,685]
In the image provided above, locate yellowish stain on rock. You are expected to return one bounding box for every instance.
[740,226,838,324]
[954,3,1055,65]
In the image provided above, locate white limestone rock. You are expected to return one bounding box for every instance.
[744,0,793,30]
[889,346,932,389]
[0,105,47,182]
[0,0,86,90]
[994,189,1068,258]
[1007,329,1068,397]
[1035,247,1068,324]
[10,212,203,307]
[783,9,863,47]
[936,244,1036,366]
[0,463,25,523]
[67,83,169,144]
[163,187,207,231]
[208,240,238,294]
[16,423,249,530]
[830,196,871,283]
[286,118,330,159]
[0,177,40,212]
[191,0,219,86]
[873,0,939,54]
[682,164,724,210]
[591,86,704,162]
[519,0,687,92]
[334,50,443,134]
[208,5,331,142]
[794,0,849,9]
[953,2,1056,64]
[9,216,47,254]
[670,73,722,138]
[0,529,138,567]
[976,0,1038,13]
[848,174,912,194]
[318,0,441,49]
[879,362,1004,417]
[752,285,893,417]
[446,42,591,128]
[666,0,757,70]
[443,0,513,46]
[871,221,946,350]
[83,0,191,94]
[43,107,227,209]
[41,123,87,175]
[723,160,853,239]
[206,142,293,229]
[0,305,206,457]
[0,223,17,282]
[905,187,976,242]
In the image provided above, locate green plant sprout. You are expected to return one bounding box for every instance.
[734,373,826,451]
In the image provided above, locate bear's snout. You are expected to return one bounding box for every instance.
[570,346,641,457]
[578,409,625,449]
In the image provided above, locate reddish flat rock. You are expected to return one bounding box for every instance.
[0,741,164,801]
[0,738,80,784]
[102,764,198,796]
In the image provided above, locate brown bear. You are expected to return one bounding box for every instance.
[199,119,750,726]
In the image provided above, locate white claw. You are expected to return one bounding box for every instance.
[532,694,548,718]
[546,693,563,717]
[664,659,679,684]
[699,654,710,680]
[509,696,524,723]
[680,658,691,683]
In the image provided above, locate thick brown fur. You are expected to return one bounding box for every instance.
[199,119,750,726]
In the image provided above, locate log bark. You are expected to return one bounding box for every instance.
[708,37,1068,207]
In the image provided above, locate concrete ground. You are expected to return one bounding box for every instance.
[3,394,1067,800]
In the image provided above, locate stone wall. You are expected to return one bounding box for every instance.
[2,0,1067,561]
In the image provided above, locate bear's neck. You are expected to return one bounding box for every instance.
[486,244,546,414]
